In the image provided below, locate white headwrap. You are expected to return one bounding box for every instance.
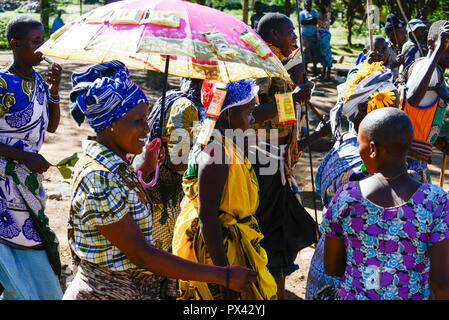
[329,66,397,138]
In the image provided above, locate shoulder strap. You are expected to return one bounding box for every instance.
[68,153,110,265]
[70,153,110,195]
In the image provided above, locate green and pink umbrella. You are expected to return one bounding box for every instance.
[38,0,290,83]
[38,0,291,187]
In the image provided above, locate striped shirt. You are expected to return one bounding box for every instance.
[68,139,152,272]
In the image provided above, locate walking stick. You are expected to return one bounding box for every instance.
[395,0,425,57]
[137,56,170,188]
[367,0,374,51]
[295,0,319,243]
[440,154,447,187]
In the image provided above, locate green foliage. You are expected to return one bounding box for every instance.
[0,19,9,50]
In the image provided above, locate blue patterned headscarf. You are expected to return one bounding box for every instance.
[69,60,148,133]
[220,79,259,114]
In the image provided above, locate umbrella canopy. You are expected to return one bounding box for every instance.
[38,0,290,83]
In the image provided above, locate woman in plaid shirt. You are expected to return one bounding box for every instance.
[62,61,257,300]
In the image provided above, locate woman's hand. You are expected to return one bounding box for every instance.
[226,265,257,293]
[138,137,165,180]
[435,23,449,56]
[435,136,449,155]
[292,80,314,104]
[21,152,52,174]
[45,62,63,96]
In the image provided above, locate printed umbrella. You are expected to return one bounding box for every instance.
[39,0,291,187]
[38,0,290,83]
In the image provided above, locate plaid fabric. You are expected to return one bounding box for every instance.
[68,140,152,272]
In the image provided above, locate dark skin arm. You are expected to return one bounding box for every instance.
[0,142,51,174]
[198,144,229,268]
[407,24,449,107]
[301,18,317,26]
[323,236,346,276]
[252,81,314,123]
[197,144,239,299]
[45,62,62,133]
[95,213,257,292]
[429,239,449,299]
[297,121,331,152]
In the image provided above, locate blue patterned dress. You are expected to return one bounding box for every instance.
[0,70,62,300]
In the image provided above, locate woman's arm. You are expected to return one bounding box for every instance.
[45,62,62,133]
[430,239,449,299]
[324,236,346,276]
[407,25,449,107]
[95,213,256,292]
[0,142,51,174]
[197,144,229,268]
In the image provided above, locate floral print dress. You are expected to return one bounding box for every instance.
[322,181,449,300]
[0,70,49,250]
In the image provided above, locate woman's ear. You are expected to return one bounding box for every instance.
[428,39,435,51]
[270,28,280,43]
[9,38,19,50]
[369,140,378,159]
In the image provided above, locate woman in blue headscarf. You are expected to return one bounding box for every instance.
[63,61,258,300]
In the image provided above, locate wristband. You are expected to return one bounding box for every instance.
[48,93,60,104]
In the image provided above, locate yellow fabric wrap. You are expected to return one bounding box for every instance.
[172,136,277,300]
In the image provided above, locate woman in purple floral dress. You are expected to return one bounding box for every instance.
[323,108,449,300]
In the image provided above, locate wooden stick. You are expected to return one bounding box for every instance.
[307,101,326,124]
[395,0,425,56]
[367,0,374,51]
[440,154,447,187]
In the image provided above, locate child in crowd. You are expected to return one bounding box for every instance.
[0,15,63,300]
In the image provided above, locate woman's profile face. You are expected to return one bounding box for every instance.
[227,98,256,132]
[109,102,150,157]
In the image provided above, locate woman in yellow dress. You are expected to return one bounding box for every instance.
[172,79,277,300]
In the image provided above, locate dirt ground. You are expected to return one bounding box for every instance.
[2,50,449,300]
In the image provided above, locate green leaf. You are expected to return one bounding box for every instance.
[57,166,72,179]
[55,153,79,167]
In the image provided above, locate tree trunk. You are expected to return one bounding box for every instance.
[40,0,50,28]
[285,0,291,17]
[346,9,354,46]
[243,0,249,24]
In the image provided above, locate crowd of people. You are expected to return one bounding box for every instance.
[0,1,449,301]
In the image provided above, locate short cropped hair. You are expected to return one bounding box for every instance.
[257,12,289,40]
[361,108,413,156]
[5,15,43,45]
[364,35,387,50]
